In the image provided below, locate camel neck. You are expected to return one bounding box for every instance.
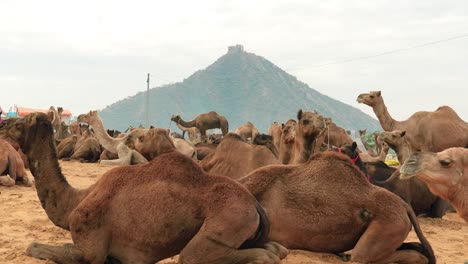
[293,134,316,164]
[449,187,468,222]
[89,116,122,153]
[393,141,412,164]
[27,135,85,230]
[177,118,196,128]
[373,100,399,131]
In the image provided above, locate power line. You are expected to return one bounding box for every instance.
[287,33,468,71]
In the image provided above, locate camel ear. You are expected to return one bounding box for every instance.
[400,131,406,137]
[376,91,381,96]
[281,123,285,129]
[166,129,170,135]
[297,109,303,120]
[351,142,357,152]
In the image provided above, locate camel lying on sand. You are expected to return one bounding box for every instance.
[234,122,260,143]
[171,111,229,143]
[401,147,468,222]
[134,128,178,160]
[0,139,32,186]
[69,125,102,162]
[201,133,280,179]
[77,111,149,165]
[357,90,468,152]
[239,151,435,264]
[8,112,287,264]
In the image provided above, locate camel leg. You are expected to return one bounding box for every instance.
[200,129,207,143]
[350,217,428,264]
[26,242,87,264]
[0,175,15,186]
[179,207,287,264]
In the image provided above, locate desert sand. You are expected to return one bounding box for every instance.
[0,161,466,264]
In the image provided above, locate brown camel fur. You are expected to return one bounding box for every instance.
[357,90,468,152]
[47,106,64,141]
[234,122,260,143]
[77,111,148,165]
[6,112,287,264]
[0,118,29,169]
[0,139,32,186]
[279,119,296,164]
[253,134,279,159]
[69,126,102,163]
[57,135,78,159]
[171,137,197,159]
[401,147,468,222]
[171,111,229,143]
[267,122,282,152]
[239,151,436,264]
[320,118,353,149]
[194,142,218,161]
[201,133,280,179]
[293,110,326,164]
[134,128,178,161]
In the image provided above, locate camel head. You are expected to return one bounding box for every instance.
[8,113,54,153]
[356,91,382,106]
[57,107,63,115]
[377,130,406,149]
[281,119,297,144]
[253,134,273,146]
[170,115,181,123]
[77,110,99,125]
[297,109,326,137]
[135,128,176,160]
[400,148,468,199]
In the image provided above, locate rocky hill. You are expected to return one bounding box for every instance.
[100,45,380,133]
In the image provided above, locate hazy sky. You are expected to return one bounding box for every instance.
[1,0,467,123]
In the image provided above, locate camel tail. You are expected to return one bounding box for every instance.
[403,201,436,264]
[240,201,270,249]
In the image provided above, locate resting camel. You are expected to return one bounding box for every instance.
[293,110,326,164]
[234,122,260,143]
[0,139,32,186]
[48,106,64,141]
[171,137,197,159]
[77,111,149,165]
[135,128,178,161]
[357,90,468,152]
[0,117,29,168]
[278,119,296,164]
[68,125,102,163]
[201,133,280,179]
[378,130,412,164]
[267,122,282,152]
[171,111,229,143]
[239,151,435,264]
[253,134,279,159]
[8,112,287,264]
[360,141,390,163]
[401,147,468,222]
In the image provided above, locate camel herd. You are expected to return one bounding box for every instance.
[0,90,467,264]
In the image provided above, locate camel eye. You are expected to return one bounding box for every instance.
[439,160,451,167]
[370,95,374,98]
[303,119,309,125]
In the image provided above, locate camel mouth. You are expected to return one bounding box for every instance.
[399,160,422,180]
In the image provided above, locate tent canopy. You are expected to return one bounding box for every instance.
[16,107,72,117]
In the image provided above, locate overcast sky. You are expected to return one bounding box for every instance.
[1,0,467,123]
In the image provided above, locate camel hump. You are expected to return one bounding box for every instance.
[224,133,243,141]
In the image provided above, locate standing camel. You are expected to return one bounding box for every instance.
[171,111,229,143]
[357,90,468,152]
[7,112,287,264]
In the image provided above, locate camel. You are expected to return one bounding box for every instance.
[171,111,229,143]
[57,135,78,159]
[7,112,287,264]
[293,110,326,164]
[77,111,149,165]
[171,137,197,159]
[48,106,64,141]
[0,117,29,168]
[201,133,280,179]
[134,128,177,161]
[360,141,390,163]
[68,125,102,163]
[377,130,413,164]
[401,147,468,222]
[278,119,296,164]
[357,90,468,152]
[239,151,435,264]
[175,123,207,143]
[0,139,32,186]
[234,122,260,143]
[320,118,353,149]
[253,134,279,159]
[267,122,282,152]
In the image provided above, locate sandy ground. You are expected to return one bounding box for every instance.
[0,161,466,264]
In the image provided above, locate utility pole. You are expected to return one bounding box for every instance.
[146,73,150,128]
